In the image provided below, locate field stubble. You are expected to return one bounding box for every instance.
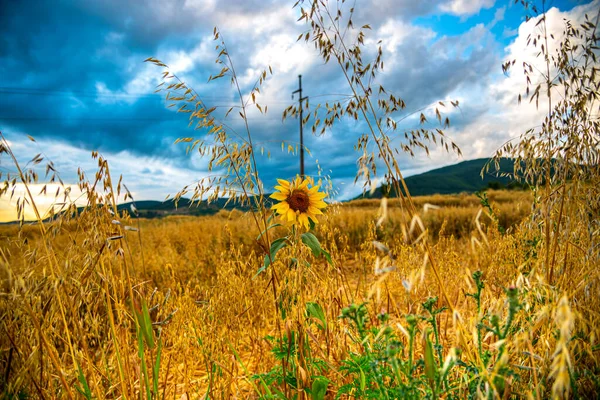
[2,188,599,398]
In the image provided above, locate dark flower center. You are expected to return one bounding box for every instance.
[288,190,310,213]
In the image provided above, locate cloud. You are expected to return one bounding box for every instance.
[1,0,594,208]
[487,6,506,29]
[2,131,214,206]
[440,0,495,17]
[450,0,600,164]
[502,26,519,38]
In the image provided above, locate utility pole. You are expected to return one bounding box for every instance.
[292,75,308,178]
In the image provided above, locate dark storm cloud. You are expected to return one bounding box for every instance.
[1,0,306,167]
[0,0,210,166]
[1,1,131,89]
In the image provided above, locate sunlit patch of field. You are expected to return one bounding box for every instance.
[2,187,598,398]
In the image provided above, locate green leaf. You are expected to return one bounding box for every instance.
[74,361,92,399]
[256,223,283,241]
[322,249,333,266]
[153,339,162,397]
[301,233,333,265]
[311,376,329,400]
[424,330,436,391]
[359,367,366,391]
[306,302,327,330]
[301,232,322,257]
[255,237,288,277]
[136,324,151,400]
[140,300,155,349]
[268,238,288,265]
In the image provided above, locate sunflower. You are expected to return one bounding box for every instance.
[270,176,327,229]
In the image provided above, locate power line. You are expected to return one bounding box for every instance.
[0,86,351,104]
[0,86,283,104]
[0,85,357,129]
[0,116,292,122]
[0,117,177,121]
[0,86,229,100]
[0,90,295,105]
[0,87,158,99]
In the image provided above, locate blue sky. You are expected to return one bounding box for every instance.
[0,0,597,219]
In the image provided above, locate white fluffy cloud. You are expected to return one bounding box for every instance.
[465,0,600,156]
[440,0,495,16]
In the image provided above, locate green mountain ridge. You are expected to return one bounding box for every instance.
[116,197,251,218]
[354,157,520,199]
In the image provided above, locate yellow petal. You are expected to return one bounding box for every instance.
[287,209,296,222]
[270,192,288,201]
[298,213,309,229]
[308,185,321,194]
[308,206,323,215]
[297,179,310,190]
[311,200,327,209]
[272,202,290,214]
[277,179,290,188]
[309,192,327,201]
[308,215,319,225]
[274,185,290,194]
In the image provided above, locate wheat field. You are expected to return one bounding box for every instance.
[1,183,599,398]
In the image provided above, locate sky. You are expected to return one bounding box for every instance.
[0,0,598,221]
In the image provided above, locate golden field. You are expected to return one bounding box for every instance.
[1,187,598,399]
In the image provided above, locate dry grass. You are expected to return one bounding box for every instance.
[1,187,599,399]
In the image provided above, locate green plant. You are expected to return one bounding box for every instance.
[335,302,456,399]
[252,325,330,399]
[461,273,522,399]
[475,191,506,235]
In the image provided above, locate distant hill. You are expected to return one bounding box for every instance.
[0,197,253,225]
[116,197,252,218]
[355,158,521,199]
